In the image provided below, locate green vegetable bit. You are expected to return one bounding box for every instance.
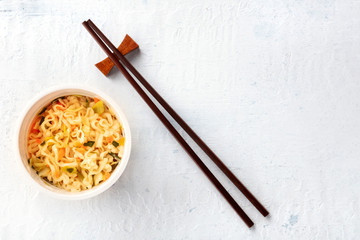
[92,100,104,114]
[39,116,45,126]
[111,163,118,171]
[40,141,45,146]
[109,152,121,161]
[84,141,95,147]
[62,166,77,174]
[38,107,47,115]
[112,141,119,147]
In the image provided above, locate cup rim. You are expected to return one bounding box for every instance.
[15,85,132,200]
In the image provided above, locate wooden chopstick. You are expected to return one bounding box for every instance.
[87,19,269,218]
[83,20,255,227]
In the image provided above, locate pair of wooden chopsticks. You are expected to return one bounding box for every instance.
[83,19,269,228]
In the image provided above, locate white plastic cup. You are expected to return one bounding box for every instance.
[16,86,131,200]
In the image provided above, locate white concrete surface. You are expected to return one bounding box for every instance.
[1,0,360,239]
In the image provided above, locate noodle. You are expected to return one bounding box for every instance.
[27,95,125,192]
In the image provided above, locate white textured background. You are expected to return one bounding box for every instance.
[1,0,360,239]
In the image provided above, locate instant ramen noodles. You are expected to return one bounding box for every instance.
[27,95,125,192]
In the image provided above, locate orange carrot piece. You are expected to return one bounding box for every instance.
[31,129,40,134]
[107,136,113,143]
[94,97,100,103]
[103,172,111,181]
[119,137,125,146]
[35,139,42,144]
[58,148,65,160]
[30,116,40,131]
[77,148,85,153]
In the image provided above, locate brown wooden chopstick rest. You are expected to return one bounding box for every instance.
[95,34,139,76]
